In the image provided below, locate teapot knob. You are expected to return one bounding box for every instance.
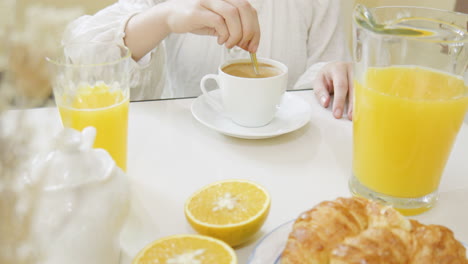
[80,127,96,150]
[53,127,96,152]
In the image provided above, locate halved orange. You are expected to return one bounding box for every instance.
[184,179,271,247]
[132,234,237,264]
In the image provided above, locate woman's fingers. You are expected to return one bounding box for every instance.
[313,62,353,120]
[346,64,354,120]
[313,74,332,108]
[197,9,230,44]
[164,0,259,50]
[201,0,259,50]
[330,63,350,119]
[247,31,260,53]
[200,0,243,49]
[224,0,260,51]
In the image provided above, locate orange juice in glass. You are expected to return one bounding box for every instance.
[350,5,468,215]
[47,43,131,171]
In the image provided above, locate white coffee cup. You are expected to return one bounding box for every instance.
[200,58,288,127]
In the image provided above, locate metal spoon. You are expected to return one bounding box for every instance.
[250,52,260,75]
[355,4,424,36]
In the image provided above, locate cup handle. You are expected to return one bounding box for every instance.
[200,74,224,113]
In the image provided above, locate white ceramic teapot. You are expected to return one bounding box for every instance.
[29,127,129,264]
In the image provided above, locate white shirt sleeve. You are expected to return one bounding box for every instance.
[62,3,142,63]
[62,0,166,100]
[63,0,150,49]
[293,0,352,90]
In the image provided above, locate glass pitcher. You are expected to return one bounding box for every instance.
[349,5,468,215]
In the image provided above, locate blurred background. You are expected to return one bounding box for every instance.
[3,0,467,106]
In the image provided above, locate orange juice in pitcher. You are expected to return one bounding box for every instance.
[349,5,468,214]
[353,67,468,199]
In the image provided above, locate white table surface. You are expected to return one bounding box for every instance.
[6,90,468,263]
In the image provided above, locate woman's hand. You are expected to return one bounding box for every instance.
[313,62,353,120]
[163,0,260,52]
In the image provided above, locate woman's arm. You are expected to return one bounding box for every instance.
[124,0,261,61]
[64,0,260,62]
[62,0,152,52]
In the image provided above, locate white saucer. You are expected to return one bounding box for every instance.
[191,90,311,139]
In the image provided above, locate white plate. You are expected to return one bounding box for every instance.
[247,220,468,264]
[247,220,293,264]
[191,91,311,139]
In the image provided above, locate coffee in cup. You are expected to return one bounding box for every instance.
[221,62,283,78]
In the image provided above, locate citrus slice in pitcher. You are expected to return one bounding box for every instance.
[184,179,271,247]
[132,234,236,264]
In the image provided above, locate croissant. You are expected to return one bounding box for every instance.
[281,197,468,264]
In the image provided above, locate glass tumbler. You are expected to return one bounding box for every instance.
[47,42,132,171]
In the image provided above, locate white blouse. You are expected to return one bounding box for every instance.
[63,0,351,101]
